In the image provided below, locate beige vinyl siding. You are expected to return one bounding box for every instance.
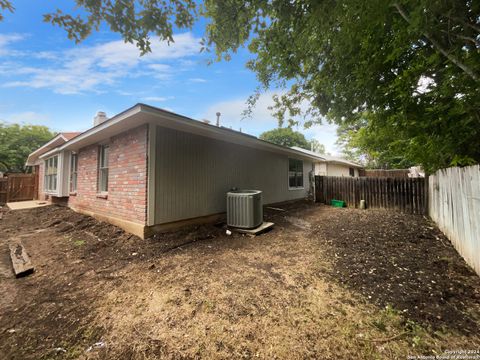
[154,125,312,224]
[314,162,359,177]
[326,163,359,177]
[314,162,328,176]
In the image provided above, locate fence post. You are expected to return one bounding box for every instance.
[424,175,429,216]
[6,177,10,203]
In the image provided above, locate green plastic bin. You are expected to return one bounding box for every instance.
[331,199,345,208]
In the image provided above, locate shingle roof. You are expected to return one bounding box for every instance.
[60,132,81,140]
[291,146,363,168]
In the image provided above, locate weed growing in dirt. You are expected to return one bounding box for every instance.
[73,239,85,247]
[371,305,402,332]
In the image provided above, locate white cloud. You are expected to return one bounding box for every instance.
[0,111,50,125]
[199,91,340,154]
[147,63,172,72]
[302,123,341,155]
[1,32,202,94]
[142,96,172,103]
[0,33,26,56]
[189,77,207,83]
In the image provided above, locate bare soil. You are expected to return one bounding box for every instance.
[0,202,479,359]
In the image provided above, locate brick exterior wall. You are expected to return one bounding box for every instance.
[68,124,148,225]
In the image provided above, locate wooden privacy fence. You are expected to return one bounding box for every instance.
[359,169,410,178]
[0,178,7,205]
[429,165,480,276]
[315,176,427,214]
[0,174,37,205]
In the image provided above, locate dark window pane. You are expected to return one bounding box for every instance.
[289,159,296,172]
[296,172,303,187]
[289,175,296,188]
[288,159,304,188]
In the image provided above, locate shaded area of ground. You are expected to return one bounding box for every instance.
[0,202,479,359]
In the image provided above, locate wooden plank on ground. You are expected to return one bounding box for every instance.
[229,222,274,236]
[9,241,34,277]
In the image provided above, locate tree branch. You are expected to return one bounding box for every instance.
[393,3,479,82]
[450,16,480,34]
[439,30,480,48]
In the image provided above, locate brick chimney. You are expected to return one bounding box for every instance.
[93,111,108,126]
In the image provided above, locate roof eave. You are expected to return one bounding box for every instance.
[25,134,69,166]
[49,103,320,161]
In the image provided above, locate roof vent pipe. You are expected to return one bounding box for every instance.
[216,112,221,127]
[93,111,108,126]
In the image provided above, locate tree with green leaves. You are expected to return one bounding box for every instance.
[1,1,479,172]
[0,123,55,172]
[308,139,327,155]
[202,0,480,173]
[336,112,417,169]
[259,127,309,149]
[0,0,197,53]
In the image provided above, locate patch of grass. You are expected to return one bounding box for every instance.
[370,305,403,333]
[404,319,429,349]
[366,305,435,354]
[73,239,85,247]
[40,326,102,360]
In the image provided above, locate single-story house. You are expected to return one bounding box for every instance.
[291,147,363,177]
[26,104,322,238]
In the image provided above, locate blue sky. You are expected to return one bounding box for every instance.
[0,1,339,153]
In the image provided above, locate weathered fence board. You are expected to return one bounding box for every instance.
[359,169,410,178]
[315,176,427,214]
[429,165,480,276]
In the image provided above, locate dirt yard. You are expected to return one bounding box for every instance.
[0,202,479,359]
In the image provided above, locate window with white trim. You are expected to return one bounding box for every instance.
[98,145,109,192]
[44,156,58,192]
[70,153,78,192]
[288,158,304,188]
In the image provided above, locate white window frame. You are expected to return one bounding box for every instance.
[70,153,78,193]
[288,158,304,190]
[98,145,109,193]
[44,155,59,193]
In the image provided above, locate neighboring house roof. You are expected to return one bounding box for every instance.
[61,132,82,141]
[291,146,363,168]
[26,132,81,166]
[30,104,322,163]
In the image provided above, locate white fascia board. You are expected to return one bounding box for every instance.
[39,146,63,160]
[327,160,363,168]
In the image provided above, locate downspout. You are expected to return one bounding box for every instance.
[309,163,316,203]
